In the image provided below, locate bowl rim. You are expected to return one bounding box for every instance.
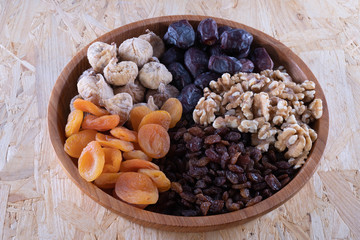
[47,15,329,232]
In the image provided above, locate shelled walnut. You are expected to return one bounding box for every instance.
[193,69,323,168]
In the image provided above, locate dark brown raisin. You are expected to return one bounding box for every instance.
[204,134,222,144]
[200,201,211,215]
[245,196,262,207]
[265,174,281,191]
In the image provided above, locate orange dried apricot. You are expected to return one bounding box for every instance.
[138,110,171,131]
[78,141,105,182]
[111,190,148,209]
[96,133,134,152]
[82,114,120,131]
[138,169,171,192]
[138,124,170,159]
[94,172,122,189]
[73,98,109,116]
[65,109,84,137]
[160,98,183,128]
[110,127,137,142]
[115,172,158,204]
[64,129,97,158]
[129,105,152,131]
[123,150,152,162]
[120,159,159,172]
[102,148,122,173]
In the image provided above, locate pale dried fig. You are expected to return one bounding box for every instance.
[103,58,138,86]
[103,93,133,125]
[87,42,117,72]
[145,83,179,108]
[114,79,146,104]
[139,62,172,89]
[118,38,153,68]
[139,29,165,58]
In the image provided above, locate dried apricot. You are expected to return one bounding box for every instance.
[65,109,84,137]
[78,141,105,182]
[110,127,137,142]
[138,169,171,192]
[96,133,134,152]
[115,172,159,204]
[160,98,183,128]
[102,148,122,173]
[138,124,170,159]
[112,191,148,209]
[120,159,159,172]
[94,172,122,189]
[138,110,171,131]
[64,129,97,158]
[123,150,152,161]
[129,105,152,131]
[73,98,109,116]
[82,114,120,131]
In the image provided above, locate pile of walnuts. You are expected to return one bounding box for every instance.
[74,30,179,125]
[193,69,323,168]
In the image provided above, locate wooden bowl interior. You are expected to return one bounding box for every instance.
[48,15,329,232]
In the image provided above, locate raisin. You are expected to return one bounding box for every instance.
[197,18,218,45]
[186,136,203,152]
[204,134,221,144]
[163,19,195,49]
[184,47,209,78]
[226,170,239,184]
[224,132,241,142]
[167,62,192,91]
[214,176,226,186]
[245,196,262,207]
[208,55,242,74]
[247,172,263,183]
[188,126,205,137]
[200,201,211,215]
[265,174,281,191]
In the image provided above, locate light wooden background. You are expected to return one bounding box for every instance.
[0,0,359,239]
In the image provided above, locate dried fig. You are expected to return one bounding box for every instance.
[118,38,153,68]
[87,42,117,72]
[139,62,172,89]
[138,29,165,58]
[103,58,138,86]
[145,83,179,108]
[114,79,146,104]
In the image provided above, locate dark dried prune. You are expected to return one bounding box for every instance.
[168,62,192,90]
[160,47,184,65]
[184,47,209,78]
[220,29,253,54]
[235,47,251,59]
[208,44,226,57]
[197,18,218,45]
[177,84,202,113]
[163,19,195,49]
[239,58,254,73]
[208,55,242,74]
[218,25,232,37]
[250,47,274,71]
[194,72,221,89]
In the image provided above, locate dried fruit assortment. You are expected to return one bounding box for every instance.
[63,18,323,216]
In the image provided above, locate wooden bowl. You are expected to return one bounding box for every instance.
[48,15,329,232]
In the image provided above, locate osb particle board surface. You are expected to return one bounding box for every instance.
[0,0,359,239]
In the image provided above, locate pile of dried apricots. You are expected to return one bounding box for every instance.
[64,97,183,206]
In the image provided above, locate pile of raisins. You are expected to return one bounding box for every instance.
[160,18,274,114]
[147,117,298,216]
